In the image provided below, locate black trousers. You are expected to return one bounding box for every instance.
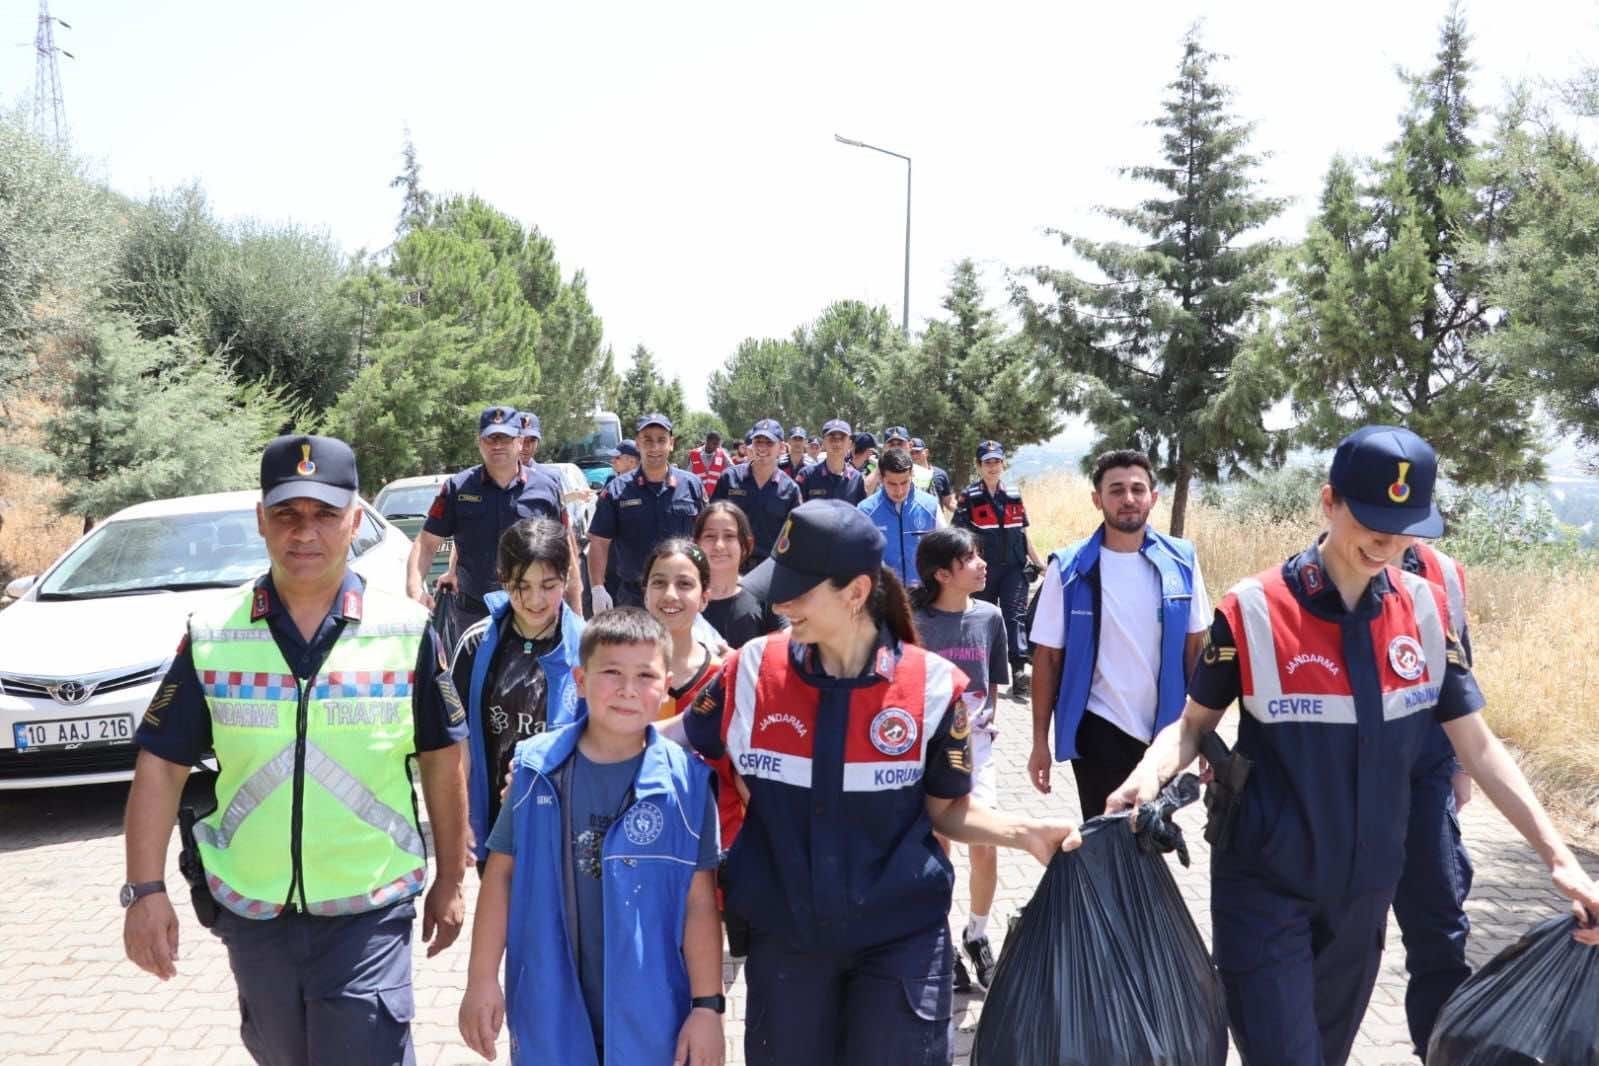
[977,565,1030,672]
[1070,711,1150,819]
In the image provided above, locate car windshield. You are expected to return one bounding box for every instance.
[36,511,269,599]
[549,416,622,464]
[376,484,440,519]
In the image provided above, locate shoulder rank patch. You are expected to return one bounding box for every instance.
[691,681,721,716]
[948,702,971,741]
[437,673,467,726]
[946,745,972,774]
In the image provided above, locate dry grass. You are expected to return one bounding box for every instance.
[0,396,83,590]
[1022,471,1599,845]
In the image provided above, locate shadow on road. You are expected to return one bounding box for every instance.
[0,781,130,855]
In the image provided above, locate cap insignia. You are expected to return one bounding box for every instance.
[296,443,316,477]
[1388,461,1412,504]
[774,517,794,556]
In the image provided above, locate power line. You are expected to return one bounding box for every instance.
[33,0,72,146]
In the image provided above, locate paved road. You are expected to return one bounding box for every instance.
[0,694,1586,1065]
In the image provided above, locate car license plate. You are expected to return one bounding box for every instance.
[13,714,134,752]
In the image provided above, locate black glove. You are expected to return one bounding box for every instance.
[1133,773,1201,867]
[1023,561,1041,584]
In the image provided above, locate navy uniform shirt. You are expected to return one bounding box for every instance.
[588,465,706,585]
[710,463,802,562]
[793,460,866,506]
[134,571,466,766]
[683,630,971,951]
[928,465,953,501]
[953,480,1030,569]
[422,464,565,606]
[1188,542,1484,900]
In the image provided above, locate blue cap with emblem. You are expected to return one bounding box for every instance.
[822,419,851,436]
[976,439,1005,461]
[637,413,673,433]
[852,432,878,453]
[762,499,885,604]
[518,411,542,439]
[789,426,807,440]
[261,434,357,509]
[617,439,641,459]
[479,405,520,438]
[910,437,927,451]
[1329,425,1443,537]
[882,426,910,444]
[750,418,783,442]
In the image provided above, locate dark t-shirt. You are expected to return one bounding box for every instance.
[702,587,783,649]
[486,747,718,1052]
[450,619,560,832]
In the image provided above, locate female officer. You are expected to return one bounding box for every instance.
[1108,426,1599,1066]
[684,499,1080,1066]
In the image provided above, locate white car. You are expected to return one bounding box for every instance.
[0,490,410,790]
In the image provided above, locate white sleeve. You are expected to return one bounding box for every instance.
[1029,558,1066,648]
[1187,556,1213,633]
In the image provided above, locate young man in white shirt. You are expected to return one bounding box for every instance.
[1026,451,1211,818]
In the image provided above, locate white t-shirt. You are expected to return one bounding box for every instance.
[1029,543,1212,743]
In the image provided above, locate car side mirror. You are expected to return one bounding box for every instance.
[4,575,35,600]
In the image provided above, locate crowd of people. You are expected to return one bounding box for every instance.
[116,407,1599,1066]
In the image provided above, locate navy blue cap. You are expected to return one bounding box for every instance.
[789,426,808,440]
[479,405,520,437]
[617,439,641,459]
[517,411,541,439]
[750,419,783,442]
[765,499,885,604]
[976,439,1005,462]
[1329,425,1443,537]
[882,426,910,444]
[636,413,673,433]
[853,432,878,453]
[808,436,821,446]
[261,435,357,509]
[910,437,927,451]
[822,419,851,436]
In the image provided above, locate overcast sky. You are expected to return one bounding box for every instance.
[10,0,1599,410]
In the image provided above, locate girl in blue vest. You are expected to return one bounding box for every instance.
[459,608,725,1065]
[683,499,1081,1066]
[451,518,585,871]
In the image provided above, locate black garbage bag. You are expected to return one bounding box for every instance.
[431,588,463,661]
[971,775,1227,1066]
[1426,915,1599,1065]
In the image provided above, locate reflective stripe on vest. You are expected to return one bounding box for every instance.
[1233,568,1447,726]
[1413,542,1467,634]
[189,585,428,919]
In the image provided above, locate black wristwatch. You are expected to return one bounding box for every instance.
[690,994,726,1014]
[119,880,167,908]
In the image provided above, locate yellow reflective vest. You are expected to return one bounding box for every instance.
[188,583,430,919]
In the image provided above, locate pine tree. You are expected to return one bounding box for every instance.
[1275,8,1540,484]
[390,130,431,238]
[1016,28,1285,535]
[876,259,1057,490]
[45,315,292,528]
[616,345,686,433]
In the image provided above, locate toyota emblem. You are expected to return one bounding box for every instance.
[50,681,92,706]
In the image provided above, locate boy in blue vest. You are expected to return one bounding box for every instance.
[458,608,725,1065]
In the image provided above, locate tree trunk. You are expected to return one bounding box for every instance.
[1169,462,1191,538]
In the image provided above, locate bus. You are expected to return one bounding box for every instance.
[548,411,623,489]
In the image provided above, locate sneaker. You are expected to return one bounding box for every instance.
[1010,669,1031,700]
[963,933,997,990]
[952,955,973,993]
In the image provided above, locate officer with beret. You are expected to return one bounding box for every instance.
[587,413,706,611]
[793,419,866,505]
[683,499,1081,1065]
[123,434,470,1066]
[712,418,802,569]
[954,440,1044,697]
[407,406,573,639]
[1108,425,1599,1066]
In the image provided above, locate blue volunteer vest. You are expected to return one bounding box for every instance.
[1051,526,1197,760]
[858,488,942,586]
[503,719,713,1066]
[464,593,585,863]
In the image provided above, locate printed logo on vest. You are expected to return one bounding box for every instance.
[1388,634,1425,680]
[869,707,918,756]
[622,801,665,846]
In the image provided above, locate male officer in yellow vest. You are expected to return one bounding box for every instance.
[122,434,470,1066]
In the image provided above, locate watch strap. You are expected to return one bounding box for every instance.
[690,994,726,1014]
[120,880,167,907]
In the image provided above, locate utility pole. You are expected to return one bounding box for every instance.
[834,134,912,336]
[33,0,73,146]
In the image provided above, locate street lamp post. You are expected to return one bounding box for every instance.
[834,134,911,335]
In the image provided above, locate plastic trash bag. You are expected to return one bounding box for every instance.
[971,775,1227,1066]
[431,588,463,662]
[1426,915,1599,1065]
